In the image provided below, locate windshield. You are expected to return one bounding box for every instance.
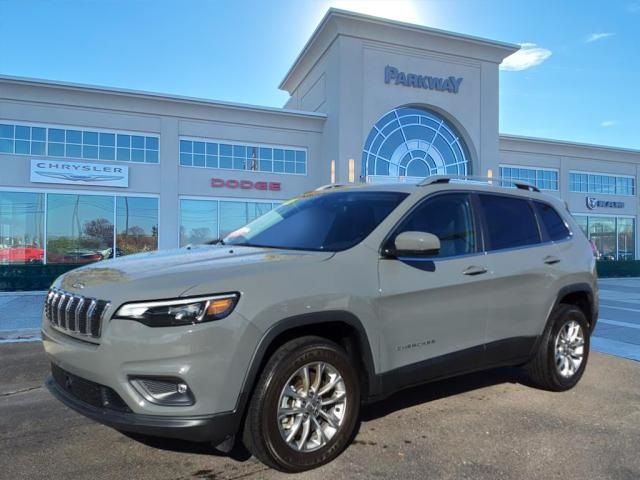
[223,190,409,252]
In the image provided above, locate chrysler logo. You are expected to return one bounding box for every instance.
[72,282,85,290]
[35,171,125,183]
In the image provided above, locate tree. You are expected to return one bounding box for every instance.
[83,218,114,246]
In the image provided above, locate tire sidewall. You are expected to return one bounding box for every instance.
[546,306,590,390]
[259,342,360,472]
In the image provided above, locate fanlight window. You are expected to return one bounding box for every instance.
[362,106,469,183]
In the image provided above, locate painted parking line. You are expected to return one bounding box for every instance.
[598,318,640,330]
[599,304,640,314]
[591,336,640,362]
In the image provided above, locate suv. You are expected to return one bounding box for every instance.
[43,176,598,472]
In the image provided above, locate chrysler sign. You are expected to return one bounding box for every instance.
[30,160,129,187]
[384,65,463,94]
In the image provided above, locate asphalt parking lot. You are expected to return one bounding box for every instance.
[1,279,639,480]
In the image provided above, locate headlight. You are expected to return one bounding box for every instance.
[114,293,239,327]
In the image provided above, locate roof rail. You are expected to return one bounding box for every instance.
[314,183,346,191]
[418,175,541,193]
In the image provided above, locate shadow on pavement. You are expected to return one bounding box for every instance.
[120,366,529,462]
[360,366,529,422]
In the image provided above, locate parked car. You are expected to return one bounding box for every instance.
[42,176,598,472]
[0,245,44,264]
[57,249,104,264]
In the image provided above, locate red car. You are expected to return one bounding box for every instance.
[0,245,44,264]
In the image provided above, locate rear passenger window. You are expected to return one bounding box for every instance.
[479,194,540,250]
[533,201,571,241]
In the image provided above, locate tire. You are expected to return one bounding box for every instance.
[525,304,590,391]
[242,336,360,472]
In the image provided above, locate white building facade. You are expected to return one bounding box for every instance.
[0,9,637,289]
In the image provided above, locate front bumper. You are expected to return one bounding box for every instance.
[46,369,238,444]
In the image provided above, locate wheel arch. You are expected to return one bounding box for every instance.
[555,283,597,332]
[234,310,379,420]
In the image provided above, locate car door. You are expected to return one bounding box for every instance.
[477,193,564,364]
[376,191,491,381]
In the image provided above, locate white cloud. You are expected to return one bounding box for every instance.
[586,32,615,43]
[601,120,617,127]
[500,43,552,71]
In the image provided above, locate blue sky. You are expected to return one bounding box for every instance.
[1,0,639,149]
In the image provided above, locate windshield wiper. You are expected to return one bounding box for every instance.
[206,238,225,245]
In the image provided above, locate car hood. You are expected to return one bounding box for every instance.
[55,245,334,301]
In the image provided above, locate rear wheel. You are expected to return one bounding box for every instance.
[242,336,360,472]
[525,304,590,391]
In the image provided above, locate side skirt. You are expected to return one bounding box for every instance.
[368,336,537,402]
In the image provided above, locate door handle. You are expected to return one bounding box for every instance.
[463,265,488,276]
[544,255,561,265]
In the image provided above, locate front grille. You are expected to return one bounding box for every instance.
[45,288,110,339]
[51,363,131,412]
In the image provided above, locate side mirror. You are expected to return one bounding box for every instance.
[392,231,441,257]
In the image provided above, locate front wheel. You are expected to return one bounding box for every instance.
[525,304,590,391]
[242,336,360,472]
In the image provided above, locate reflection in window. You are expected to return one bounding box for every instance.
[180,199,219,246]
[220,201,273,237]
[0,192,45,264]
[574,214,635,260]
[392,193,476,257]
[46,194,114,264]
[116,197,158,257]
[479,194,541,250]
[589,217,616,261]
[179,198,280,246]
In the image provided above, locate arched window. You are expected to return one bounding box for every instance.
[362,106,469,183]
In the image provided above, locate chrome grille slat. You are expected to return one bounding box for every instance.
[58,294,69,329]
[45,288,109,340]
[74,298,85,334]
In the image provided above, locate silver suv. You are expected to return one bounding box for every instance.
[43,176,598,472]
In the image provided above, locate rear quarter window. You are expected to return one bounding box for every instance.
[478,194,541,251]
[533,201,571,241]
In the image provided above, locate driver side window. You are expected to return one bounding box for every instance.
[391,193,477,257]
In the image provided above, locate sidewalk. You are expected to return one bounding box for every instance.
[0,291,46,342]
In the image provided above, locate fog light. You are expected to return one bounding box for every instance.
[129,377,195,406]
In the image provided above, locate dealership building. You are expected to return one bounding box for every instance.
[1,9,639,290]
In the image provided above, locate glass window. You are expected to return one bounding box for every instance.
[0,192,45,264]
[569,172,635,196]
[179,138,306,175]
[479,194,540,250]
[220,201,263,237]
[180,199,219,246]
[617,218,635,261]
[46,194,114,265]
[363,107,468,183]
[115,197,158,258]
[573,215,588,237]
[391,193,476,257]
[499,166,558,191]
[224,191,408,252]
[0,123,159,163]
[533,202,571,242]
[589,217,616,261]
